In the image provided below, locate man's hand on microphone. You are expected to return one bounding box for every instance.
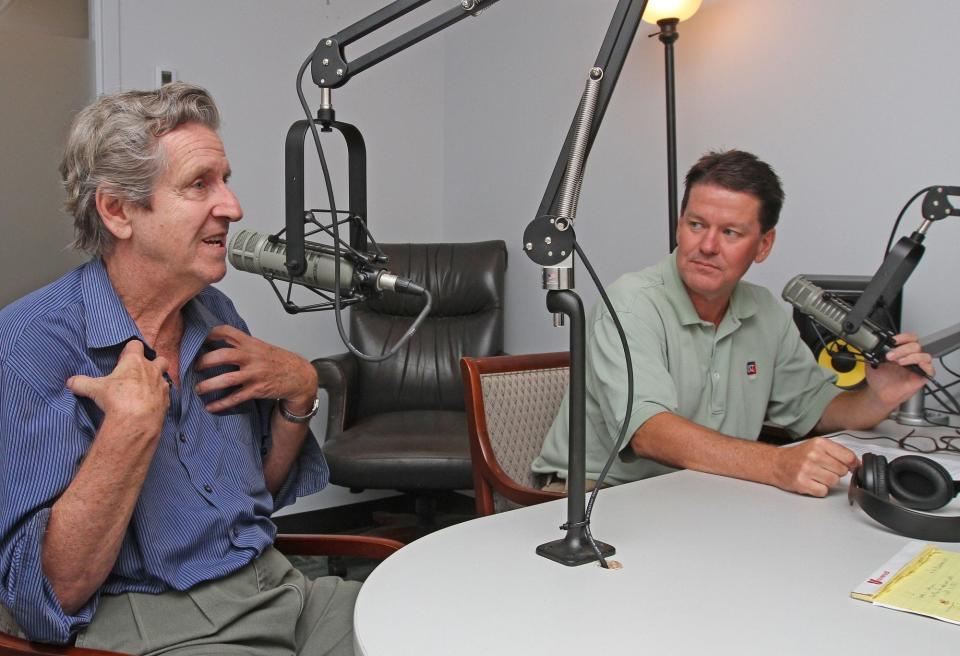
[194,324,318,414]
[818,332,936,434]
[865,332,934,407]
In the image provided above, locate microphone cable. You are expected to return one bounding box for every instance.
[570,240,634,569]
[924,355,960,416]
[295,52,433,363]
[884,186,933,256]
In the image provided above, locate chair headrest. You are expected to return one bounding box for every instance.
[361,241,507,318]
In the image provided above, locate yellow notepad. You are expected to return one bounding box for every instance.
[852,541,960,625]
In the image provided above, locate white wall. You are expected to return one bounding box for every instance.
[442,0,960,355]
[94,0,960,512]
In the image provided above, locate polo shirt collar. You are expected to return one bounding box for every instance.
[661,250,758,327]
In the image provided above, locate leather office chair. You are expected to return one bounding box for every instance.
[460,352,568,516]
[0,534,403,655]
[315,241,507,533]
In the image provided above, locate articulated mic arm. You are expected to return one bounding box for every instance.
[844,186,960,335]
[309,0,498,89]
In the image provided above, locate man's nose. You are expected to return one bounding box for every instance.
[699,229,719,253]
[215,186,243,222]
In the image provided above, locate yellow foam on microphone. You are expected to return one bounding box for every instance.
[817,338,866,389]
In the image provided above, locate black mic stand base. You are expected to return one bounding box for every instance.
[536,289,615,567]
[537,536,615,567]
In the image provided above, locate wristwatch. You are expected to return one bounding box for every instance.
[277,396,320,424]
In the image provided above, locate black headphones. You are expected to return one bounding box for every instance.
[848,452,960,542]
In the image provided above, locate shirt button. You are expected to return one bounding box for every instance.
[179,433,187,443]
[204,484,213,494]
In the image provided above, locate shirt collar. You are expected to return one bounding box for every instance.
[182,290,223,336]
[661,250,758,327]
[82,258,222,351]
[82,258,143,349]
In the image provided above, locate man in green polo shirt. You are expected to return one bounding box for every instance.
[532,150,933,497]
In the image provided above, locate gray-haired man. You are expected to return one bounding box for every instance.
[0,83,356,654]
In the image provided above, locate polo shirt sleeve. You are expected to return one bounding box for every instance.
[765,312,842,438]
[0,363,99,644]
[587,289,678,446]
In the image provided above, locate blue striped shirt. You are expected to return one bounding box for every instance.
[0,259,329,644]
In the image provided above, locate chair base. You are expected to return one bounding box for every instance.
[366,493,475,543]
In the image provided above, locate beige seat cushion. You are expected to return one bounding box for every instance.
[0,602,27,639]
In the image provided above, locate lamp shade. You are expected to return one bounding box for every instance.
[642,0,702,23]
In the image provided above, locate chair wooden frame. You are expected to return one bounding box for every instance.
[0,534,402,655]
[461,352,568,517]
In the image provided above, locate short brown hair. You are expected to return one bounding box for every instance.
[680,149,784,233]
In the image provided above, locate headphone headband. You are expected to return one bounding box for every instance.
[848,474,960,542]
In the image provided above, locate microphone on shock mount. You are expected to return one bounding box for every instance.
[782,275,897,366]
[227,230,426,306]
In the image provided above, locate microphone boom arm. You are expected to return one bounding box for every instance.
[309,0,501,90]
[844,186,960,335]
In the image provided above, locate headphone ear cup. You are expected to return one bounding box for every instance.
[859,453,889,497]
[888,455,955,511]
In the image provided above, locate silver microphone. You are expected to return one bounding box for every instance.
[782,275,894,360]
[228,230,425,296]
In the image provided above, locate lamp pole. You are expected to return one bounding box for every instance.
[644,0,701,251]
[657,17,680,252]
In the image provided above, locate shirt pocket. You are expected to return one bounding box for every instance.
[213,408,258,446]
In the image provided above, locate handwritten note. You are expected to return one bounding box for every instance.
[875,546,960,623]
[853,541,960,626]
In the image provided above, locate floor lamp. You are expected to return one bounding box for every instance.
[644,0,701,252]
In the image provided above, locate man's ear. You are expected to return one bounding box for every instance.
[95,188,134,241]
[754,227,776,263]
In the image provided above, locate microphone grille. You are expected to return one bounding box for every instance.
[228,229,266,271]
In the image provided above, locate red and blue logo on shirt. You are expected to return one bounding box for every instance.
[746,361,758,379]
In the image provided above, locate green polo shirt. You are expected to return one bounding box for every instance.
[532,252,841,485]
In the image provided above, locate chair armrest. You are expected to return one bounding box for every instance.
[311,353,358,436]
[0,632,127,655]
[758,424,793,445]
[275,534,403,561]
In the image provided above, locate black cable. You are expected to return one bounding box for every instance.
[940,354,960,380]
[295,53,432,362]
[918,371,960,416]
[925,375,960,391]
[884,186,932,256]
[573,241,633,569]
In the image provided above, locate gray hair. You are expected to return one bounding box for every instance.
[59,82,221,256]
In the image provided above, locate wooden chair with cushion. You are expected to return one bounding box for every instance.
[460,352,570,516]
[0,533,403,655]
